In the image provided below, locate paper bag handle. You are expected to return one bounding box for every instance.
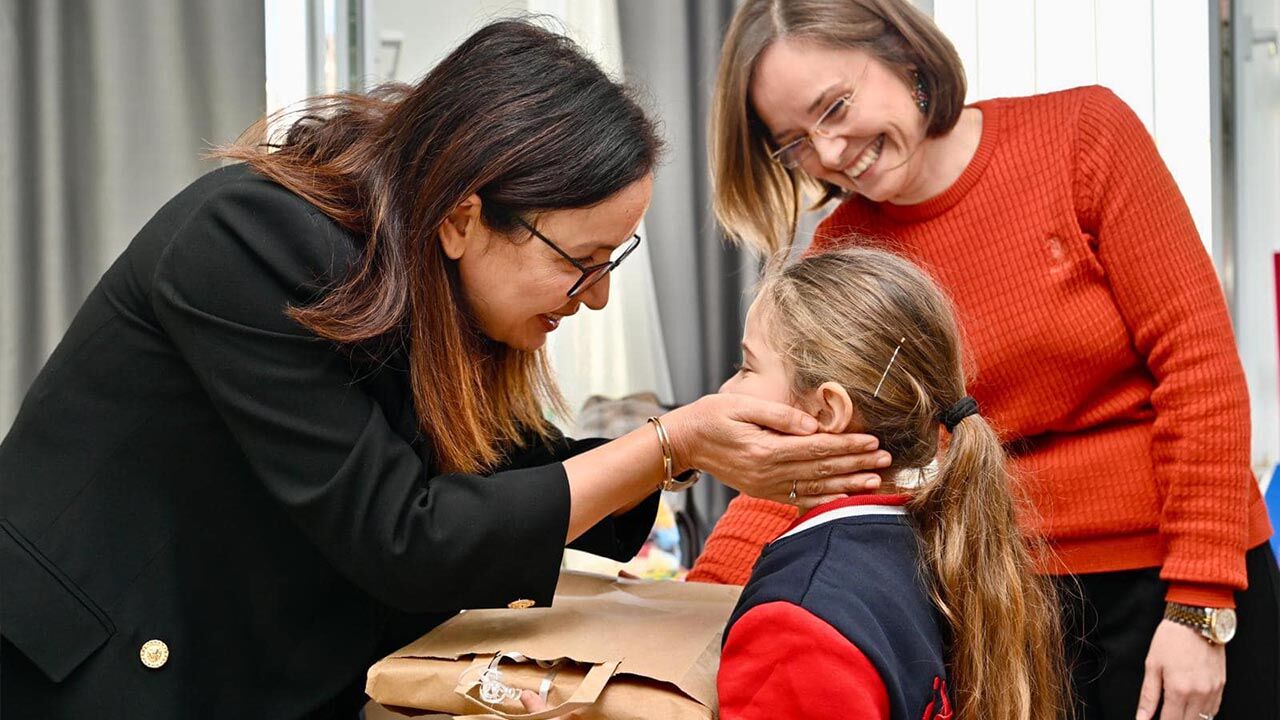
[453,654,619,719]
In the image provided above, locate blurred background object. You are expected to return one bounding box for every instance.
[3,0,1277,529]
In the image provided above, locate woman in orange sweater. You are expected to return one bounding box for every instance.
[696,1,1278,718]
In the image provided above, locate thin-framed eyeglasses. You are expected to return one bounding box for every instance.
[767,65,870,169]
[515,216,642,298]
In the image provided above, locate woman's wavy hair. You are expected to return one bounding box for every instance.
[712,0,967,255]
[757,246,1068,720]
[218,19,662,473]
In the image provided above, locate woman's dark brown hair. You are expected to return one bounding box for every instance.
[219,20,662,473]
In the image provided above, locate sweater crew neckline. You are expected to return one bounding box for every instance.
[875,98,1002,223]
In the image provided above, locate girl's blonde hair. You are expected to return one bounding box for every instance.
[758,247,1067,720]
[712,0,967,256]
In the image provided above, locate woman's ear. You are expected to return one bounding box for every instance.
[811,381,855,433]
[439,194,483,260]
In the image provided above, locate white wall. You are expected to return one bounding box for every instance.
[368,0,528,83]
[264,1,310,115]
[933,0,1214,257]
[1232,0,1280,473]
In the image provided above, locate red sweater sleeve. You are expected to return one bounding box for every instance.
[687,495,796,585]
[718,601,890,720]
[1073,87,1251,607]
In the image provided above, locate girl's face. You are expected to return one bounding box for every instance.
[750,39,928,204]
[721,296,858,435]
[442,174,653,351]
[720,299,796,404]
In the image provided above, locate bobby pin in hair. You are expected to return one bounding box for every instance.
[873,337,906,398]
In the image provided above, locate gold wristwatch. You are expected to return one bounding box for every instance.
[1164,602,1237,645]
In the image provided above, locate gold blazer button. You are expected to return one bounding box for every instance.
[507,599,536,609]
[140,639,170,669]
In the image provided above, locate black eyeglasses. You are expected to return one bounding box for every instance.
[515,217,643,298]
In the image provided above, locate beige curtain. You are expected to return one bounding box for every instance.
[0,0,265,433]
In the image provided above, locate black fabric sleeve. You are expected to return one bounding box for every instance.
[568,490,660,560]
[150,177,584,613]
[503,435,660,561]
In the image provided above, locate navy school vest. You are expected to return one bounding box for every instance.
[724,510,953,720]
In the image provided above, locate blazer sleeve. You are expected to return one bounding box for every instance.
[149,176,649,613]
[503,434,661,560]
[718,601,890,720]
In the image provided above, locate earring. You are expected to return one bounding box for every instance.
[912,71,930,114]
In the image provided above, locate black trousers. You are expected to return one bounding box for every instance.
[1056,543,1280,719]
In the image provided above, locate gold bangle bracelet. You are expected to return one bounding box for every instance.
[646,417,699,492]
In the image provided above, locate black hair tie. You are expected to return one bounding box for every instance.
[937,396,979,432]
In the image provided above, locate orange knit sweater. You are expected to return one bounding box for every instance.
[689,86,1271,608]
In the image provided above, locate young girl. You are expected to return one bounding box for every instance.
[716,248,1066,720]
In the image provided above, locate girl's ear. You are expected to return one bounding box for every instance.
[439,193,483,260]
[812,381,855,433]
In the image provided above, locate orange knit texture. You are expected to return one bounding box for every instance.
[689,86,1271,607]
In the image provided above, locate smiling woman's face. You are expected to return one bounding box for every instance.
[441,174,653,352]
[750,38,928,204]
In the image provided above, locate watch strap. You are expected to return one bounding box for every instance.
[1164,602,1211,634]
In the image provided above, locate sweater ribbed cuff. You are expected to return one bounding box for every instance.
[1164,582,1236,609]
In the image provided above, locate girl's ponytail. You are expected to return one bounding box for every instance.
[910,411,1068,720]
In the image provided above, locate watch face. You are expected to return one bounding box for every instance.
[1212,608,1237,643]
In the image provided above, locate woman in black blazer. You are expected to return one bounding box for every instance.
[0,21,886,719]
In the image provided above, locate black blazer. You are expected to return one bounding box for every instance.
[0,164,658,718]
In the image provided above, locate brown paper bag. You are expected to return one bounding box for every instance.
[365,571,741,719]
